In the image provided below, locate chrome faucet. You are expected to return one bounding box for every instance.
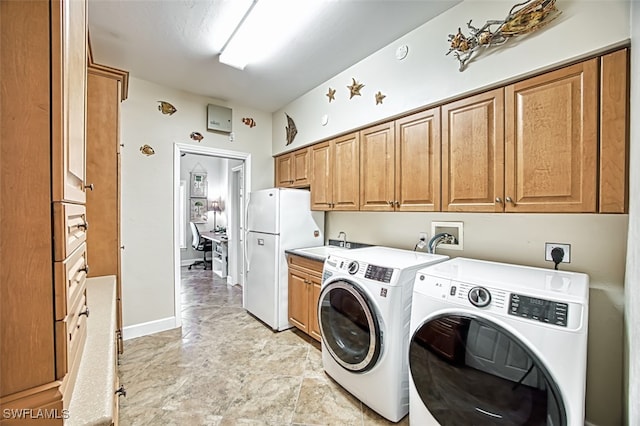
[337,231,347,248]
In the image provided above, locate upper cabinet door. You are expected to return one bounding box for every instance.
[442,89,505,212]
[292,148,310,187]
[505,59,598,213]
[599,48,629,213]
[360,122,395,211]
[332,133,360,211]
[52,0,88,203]
[275,154,293,187]
[395,108,441,212]
[310,142,332,210]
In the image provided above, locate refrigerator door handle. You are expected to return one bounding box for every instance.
[244,192,251,272]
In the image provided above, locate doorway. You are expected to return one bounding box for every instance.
[173,143,251,327]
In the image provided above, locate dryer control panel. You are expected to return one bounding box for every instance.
[508,294,568,327]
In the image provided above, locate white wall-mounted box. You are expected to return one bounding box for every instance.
[207,104,232,133]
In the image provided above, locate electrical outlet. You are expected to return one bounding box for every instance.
[419,232,428,241]
[545,243,571,263]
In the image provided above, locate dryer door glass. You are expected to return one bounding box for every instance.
[409,314,566,425]
[318,280,381,372]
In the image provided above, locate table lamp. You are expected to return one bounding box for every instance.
[210,199,223,231]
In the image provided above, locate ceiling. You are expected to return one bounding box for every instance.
[89,0,461,113]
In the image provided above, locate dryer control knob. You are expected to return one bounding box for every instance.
[347,261,359,275]
[468,286,491,307]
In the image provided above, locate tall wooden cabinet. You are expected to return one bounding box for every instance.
[310,133,360,211]
[86,59,128,353]
[1,0,89,417]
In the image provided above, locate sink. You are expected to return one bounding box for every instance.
[294,245,347,258]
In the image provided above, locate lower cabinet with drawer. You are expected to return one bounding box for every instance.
[287,254,323,342]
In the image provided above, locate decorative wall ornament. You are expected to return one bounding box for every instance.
[326,87,336,103]
[347,78,364,99]
[242,117,257,128]
[139,144,155,156]
[375,91,386,105]
[190,131,204,142]
[447,0,561,71]
[285,113,298,146]
[157,100,177,115]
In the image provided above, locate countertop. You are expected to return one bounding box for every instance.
[286,239,372,262]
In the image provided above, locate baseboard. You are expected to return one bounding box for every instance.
[122,316,178,340]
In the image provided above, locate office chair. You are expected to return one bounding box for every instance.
[188,222,212,270]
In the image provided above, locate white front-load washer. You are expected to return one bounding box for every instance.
[318,246,448,422]
[408,257,589,426]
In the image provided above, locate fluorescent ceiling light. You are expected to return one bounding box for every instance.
[219,0,325,70]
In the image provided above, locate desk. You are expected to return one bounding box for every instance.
[201,232,228,278]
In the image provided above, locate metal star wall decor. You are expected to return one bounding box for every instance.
[326,87,336,103]
[347,78,364,99]
[375,91,386,105]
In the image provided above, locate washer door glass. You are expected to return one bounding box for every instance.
[318,280,381,372]
[409,314,566,425]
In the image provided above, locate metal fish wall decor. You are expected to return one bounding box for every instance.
[285,114,298,146]
[242,117,257,128]
[190,132,204,142]
[140,144,156,156]
[447,0,561,71]
[157,101,177,115]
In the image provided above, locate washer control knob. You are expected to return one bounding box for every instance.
[468,286,491,307]
[347,261,359,275]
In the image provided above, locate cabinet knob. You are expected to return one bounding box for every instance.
[495,197,503,204]
[115,385,127,397]
[388,200,394,206]
[84,183,94,191]
[79,308,90,318]
[395,201,400,207]
[506,196,515,206]
[80,264,90,275]
[120,245,125,250]
[78,219,89,230]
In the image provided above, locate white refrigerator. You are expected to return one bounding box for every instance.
[245,188,324,331]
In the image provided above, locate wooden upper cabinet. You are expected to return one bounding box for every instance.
[331,133,360,210]
[310,133,359,211]
[52,0,88,204]
[275,153,294,187]
[599,48,629,213]
[275,148,310,188]
[360,122,396,211]
[442,88,505,212]
[505,59,598,213]
[395,108,441,211]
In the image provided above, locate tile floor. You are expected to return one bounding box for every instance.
[118,266,408,425]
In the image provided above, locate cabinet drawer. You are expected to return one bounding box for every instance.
[288,254,323,274]
[54,243,88,321]
[55,291,88,380]
[53,202,88,262]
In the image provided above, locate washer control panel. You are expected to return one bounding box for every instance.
[508,294,568,327]
[364,264,393,283]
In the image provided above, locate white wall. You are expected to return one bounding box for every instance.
[626,4,639,425]
[273,0,630,152]
[273,1,632,424]
[120,77,273,333]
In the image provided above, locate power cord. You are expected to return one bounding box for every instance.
[551,247,564,270]
[414,236,427,251]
